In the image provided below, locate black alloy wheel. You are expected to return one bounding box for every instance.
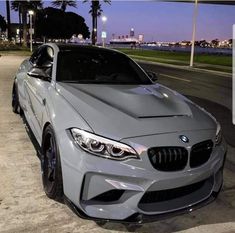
[42,125,64,201]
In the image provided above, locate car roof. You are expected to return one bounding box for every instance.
[55,43,117,53]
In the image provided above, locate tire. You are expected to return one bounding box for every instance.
[42,125,64,201]
[12,82,20,114]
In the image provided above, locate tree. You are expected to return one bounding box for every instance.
[52,0,77,12]
[11,1,22,44]
[0,14,7,32]
[5,0,11,40]
[35,7,90,40]
[11,0,43,47]
[211,39,219,48]
[83,0,110,45]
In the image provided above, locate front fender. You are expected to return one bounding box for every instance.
[40,84,92,146]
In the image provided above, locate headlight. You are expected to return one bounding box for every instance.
[215,123,222,146]
[70,128,139,161]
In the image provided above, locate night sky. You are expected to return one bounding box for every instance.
[0,1,234,42]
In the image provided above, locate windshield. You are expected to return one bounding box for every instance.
[56,49,152,85]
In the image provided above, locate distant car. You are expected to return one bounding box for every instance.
[12,43,226,223]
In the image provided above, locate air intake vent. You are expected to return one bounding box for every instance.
[148,147,188,171]
[139,179,206,204]
[91,190,124,202]
[190,140,213,168]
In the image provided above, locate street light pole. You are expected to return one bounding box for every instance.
[28,10,34,52]
[190,0,198,67]
[101,16,107,47]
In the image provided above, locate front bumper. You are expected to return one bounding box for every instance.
[58,129,226,222]
[64,187,221,224]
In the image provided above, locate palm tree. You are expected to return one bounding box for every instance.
[52,0,77,12]
[11,0,42,47]
[0,14,7,32]
[83,0,110,45]
[5,0,11,40]
[11,1,22,44]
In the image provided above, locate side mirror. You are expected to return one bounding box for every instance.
[27,67,51,81]
[146,71,158,82]
[33,61,53,69]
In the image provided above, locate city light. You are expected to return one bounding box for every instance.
[101,16,107,23]
[28,10,34,16]
[101,16,107,47]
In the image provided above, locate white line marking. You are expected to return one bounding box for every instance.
[160,74,192,83]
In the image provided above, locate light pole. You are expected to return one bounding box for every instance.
[28,10,34,52]
[190,0,198,67]
[101,16,107,47]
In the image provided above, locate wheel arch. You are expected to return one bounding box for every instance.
[12,77,18,94]
[41,122,52,147]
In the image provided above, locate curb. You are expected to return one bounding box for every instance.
[134,59,232,78]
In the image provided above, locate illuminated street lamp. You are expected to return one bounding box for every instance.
[28,10,34,52]
[101,16,107,47]
[101,15,107,23]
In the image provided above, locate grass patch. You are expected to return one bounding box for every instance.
[116,48,232,67]
[194,54,231,67]
[0,42,32,56]
[0,50,32,56]
[129,55,188,65]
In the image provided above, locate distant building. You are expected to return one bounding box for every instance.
[130,28,134,37]
[110,37,139,45]
[138,34,144,43]
[110,29,144,45]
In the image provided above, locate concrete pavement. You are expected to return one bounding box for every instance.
[0,55,234,233]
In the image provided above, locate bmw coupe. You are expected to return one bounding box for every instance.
[12,43,226,223]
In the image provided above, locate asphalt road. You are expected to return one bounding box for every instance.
[138,62,232,110]
[0,55,235,233]
[138,62,235,148]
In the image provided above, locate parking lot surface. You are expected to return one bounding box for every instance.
[0,55,235,233]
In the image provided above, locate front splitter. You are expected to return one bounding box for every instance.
[64,187,221,224]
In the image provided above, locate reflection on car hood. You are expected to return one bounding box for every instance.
[57,83,216,140]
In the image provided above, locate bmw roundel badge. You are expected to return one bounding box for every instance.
[179,135,189,143]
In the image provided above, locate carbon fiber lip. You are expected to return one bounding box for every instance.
[64,187,221,224]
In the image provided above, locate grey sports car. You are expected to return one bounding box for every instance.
[12,43,226,223]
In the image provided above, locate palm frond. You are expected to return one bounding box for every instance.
[11,0,43,11]
[52,0,77,10]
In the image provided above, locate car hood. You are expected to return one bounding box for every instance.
[57,83,216,140]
